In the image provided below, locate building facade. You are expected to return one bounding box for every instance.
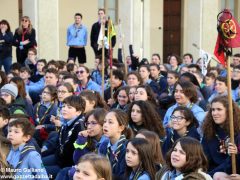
[0,0,239,67]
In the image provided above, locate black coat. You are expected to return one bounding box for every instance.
[13,28,37,64]
[90,21,116,56]
[0,31,13,58]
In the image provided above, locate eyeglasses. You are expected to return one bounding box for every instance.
[76,70,85,74]
[42,91,51,95]
[21,19,28,22]
[28,53,35,56]
[57,90,68,94]
[85,121,99,127]
[170,115,185,122]
[118,95,127,98]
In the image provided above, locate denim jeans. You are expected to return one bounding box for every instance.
[0,56,12,74]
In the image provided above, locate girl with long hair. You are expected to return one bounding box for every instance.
[80,90,108,113]
[156,137,212,180]
[162,106,200,156]
[202,96,240,176]
[76,65,101,94]
[136,130,165,169]
[128,100,165,139]
[98,109,133,178]
[125,138,157,180]
[111,86,130,112]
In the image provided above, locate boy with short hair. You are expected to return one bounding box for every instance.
[29,59,47,83]
[42,95,85,178]
[20,67,32,85]
[6,118,48,179]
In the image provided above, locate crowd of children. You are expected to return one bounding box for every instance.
[0,51,239,180]
[1,10,240,180]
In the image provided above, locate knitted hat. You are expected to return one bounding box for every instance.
[0,84,18,98]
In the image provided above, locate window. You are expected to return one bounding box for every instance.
[98,0,118,24]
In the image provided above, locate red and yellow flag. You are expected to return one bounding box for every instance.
[214,9,240,66]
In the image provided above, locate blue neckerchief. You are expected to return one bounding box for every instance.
[146,79,152,84]
[40,101,51,108]
[12,144,25,152]
[169,170,182,179]
[63,115,79,127]
[7,144,25,168]
[94,135,108,152]
[74,24,83,29]
[107,138,119,153]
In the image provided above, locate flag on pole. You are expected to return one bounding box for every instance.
[214,35,226,66]
[97,24,109,50]
[214,9,240,66]
[199,49,212,75]
[108,19,116,44]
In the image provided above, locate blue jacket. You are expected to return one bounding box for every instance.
[7,142,48,180]
[79,79,102,94]
[98,138,127,178]
[26,77,44,94]
[163,103,205,128]
[91,70,108,86]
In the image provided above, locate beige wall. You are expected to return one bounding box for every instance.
[201,0,219,60]
[117,0,132,58]
[1,0,239,68]
[182,0,220,63]
[182,0,201,60]
[150,0,163,63]
[0,0,19,62]
[233,0,240,54]
[59,0,98,68]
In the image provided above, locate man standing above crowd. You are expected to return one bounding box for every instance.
[67,13,87,65]
[90,8,116,57]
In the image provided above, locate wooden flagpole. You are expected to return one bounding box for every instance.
[101,18,105,99]
[108,17,113,99]
[226,52,236,174]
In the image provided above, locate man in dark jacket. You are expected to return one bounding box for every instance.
[90,8,116,57]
